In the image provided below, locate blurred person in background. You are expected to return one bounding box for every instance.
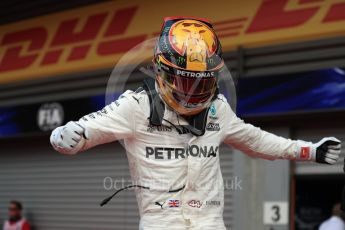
[50,16,342,229]
[319,203,345,230]
[3,201,30,230]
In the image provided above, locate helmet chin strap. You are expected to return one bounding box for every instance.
[143,77,217,136]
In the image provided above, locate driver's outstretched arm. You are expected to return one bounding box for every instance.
[50,90,138,154]
[223,103,341,164]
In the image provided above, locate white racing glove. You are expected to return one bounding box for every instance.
[297,137,341,164]
[50,121,87,155]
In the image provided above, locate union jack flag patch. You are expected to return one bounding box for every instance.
[168,200,180,208]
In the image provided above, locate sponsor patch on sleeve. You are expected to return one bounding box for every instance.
[300,146,310,159]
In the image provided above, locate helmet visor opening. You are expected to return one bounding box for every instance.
[172,91,212,104]
[160,70,217,104]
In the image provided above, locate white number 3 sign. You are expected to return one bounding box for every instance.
[263,201,288,225]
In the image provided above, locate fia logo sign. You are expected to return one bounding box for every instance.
[37,103,64,131]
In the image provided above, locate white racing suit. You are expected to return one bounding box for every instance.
[51,89,313,229]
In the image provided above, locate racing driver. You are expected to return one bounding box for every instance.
[50,17,342,229]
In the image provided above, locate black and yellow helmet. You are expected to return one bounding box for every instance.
[154,16,224,116]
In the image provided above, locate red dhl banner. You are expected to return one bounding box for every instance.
[0,0,345,84]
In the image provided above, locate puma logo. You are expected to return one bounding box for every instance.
[155,201,165,209]
[132,96,141,104]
